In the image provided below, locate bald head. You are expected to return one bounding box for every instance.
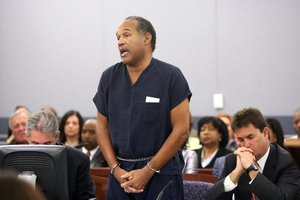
[81,119,98,150]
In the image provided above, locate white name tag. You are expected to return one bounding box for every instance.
[145,96,160,103]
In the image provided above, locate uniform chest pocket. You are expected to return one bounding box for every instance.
[142,103,161,123]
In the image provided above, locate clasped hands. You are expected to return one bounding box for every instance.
[113,165,154,193]
[234,147,256,173]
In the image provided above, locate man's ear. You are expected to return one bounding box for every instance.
[263,127,269,138]
[144,32,152,45]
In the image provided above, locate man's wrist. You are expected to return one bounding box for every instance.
[230,169,243,184]
[245,162,259,174]
[146,161,160,173]
[110,163,120,174]
[224,175,238,192]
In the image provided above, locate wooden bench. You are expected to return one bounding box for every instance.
[197,168,213,175]
[182,173,217,184]
[284,138,300,169]
[90,168,110,200]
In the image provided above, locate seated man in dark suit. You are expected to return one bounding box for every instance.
[25,110,96,200]
[76,118,108,168]
[206,107,300,200]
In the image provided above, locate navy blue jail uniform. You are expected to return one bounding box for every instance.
[93,58,192,199]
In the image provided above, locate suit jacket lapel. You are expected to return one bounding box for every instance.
[90,149,99,167]
[262,144,277,182]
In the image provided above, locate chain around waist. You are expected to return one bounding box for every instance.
[116,156,153,162]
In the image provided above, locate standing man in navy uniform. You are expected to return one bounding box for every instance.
[93,16,191,199]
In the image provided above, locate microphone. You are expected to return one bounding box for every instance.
[156,180,174,200]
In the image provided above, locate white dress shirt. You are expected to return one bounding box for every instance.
[82,146,99,161]
[201,148,218,168]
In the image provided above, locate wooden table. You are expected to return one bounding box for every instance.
[284,138,300,169]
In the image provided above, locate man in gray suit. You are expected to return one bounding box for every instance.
[206,107,300,200]
[77,118,107,168]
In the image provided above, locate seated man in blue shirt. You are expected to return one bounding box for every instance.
[26,110,96,200]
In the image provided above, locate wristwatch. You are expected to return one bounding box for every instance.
[246,162,259,174]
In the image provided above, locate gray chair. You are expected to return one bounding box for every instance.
[183,181,214,200]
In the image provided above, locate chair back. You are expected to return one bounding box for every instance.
[183,180,214,200]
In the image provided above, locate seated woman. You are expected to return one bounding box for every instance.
[266,117,284,147]
[181,139,198,174]
[59,110,84,148]
[181,112,199,174]
[195,116,231,168]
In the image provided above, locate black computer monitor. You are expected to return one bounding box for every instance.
[0,145,68,200]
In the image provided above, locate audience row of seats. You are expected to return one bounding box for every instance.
[90,167,217,200]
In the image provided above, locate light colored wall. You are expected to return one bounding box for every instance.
[1,0,299,118]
